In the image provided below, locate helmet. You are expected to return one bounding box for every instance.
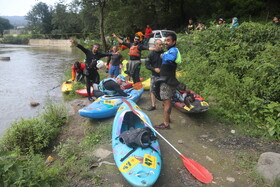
[96,60,104,69]
[74,61,80,69]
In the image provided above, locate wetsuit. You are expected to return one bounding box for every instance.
[99,79,128,96]
[76,44,112,98]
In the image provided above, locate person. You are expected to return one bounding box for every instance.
[196,22,204,31]
[98,74,128,96]
[186,18,195,34]
[273,16,280,25]
[135,31,144,44]
[216,18,224,27]
[144,25,153,46]
[71,61,86,84]
[155,32,181,130]
[70,38,113,101]
[112,33,154,83]
[107,46,123,78]
[230,17,239,28]
[145,39,164,111]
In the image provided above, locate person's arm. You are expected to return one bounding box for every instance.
[145,53,154,71]
[71,65,76,81]
[112,33,124,44]
[162,48,177,62]
[69,38,88,54]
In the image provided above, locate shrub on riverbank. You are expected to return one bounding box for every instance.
[177,22,280,139]
[0,101,69,186]
[1,35,30,44]
[0,151,63,186]
[1,102,69,153]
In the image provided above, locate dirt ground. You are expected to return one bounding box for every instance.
[59,91,280,187]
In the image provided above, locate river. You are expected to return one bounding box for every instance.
[0,44,82,136]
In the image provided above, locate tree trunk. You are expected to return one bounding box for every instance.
[99,1,107,51]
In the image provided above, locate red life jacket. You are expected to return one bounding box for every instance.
[129,45,141,57]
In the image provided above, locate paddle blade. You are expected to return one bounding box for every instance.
[180,155,213,183]
[133,82,143,90]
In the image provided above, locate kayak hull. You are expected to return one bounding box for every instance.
[112,99,161,187]
[79,88,144,119]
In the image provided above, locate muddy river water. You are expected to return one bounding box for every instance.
[0,44,82,136]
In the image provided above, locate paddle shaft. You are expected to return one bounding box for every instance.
[122,99,213,183]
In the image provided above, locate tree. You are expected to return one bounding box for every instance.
[82,0,109,51]
[52,3,83,38]
[25,2,53,36]
[0,17,13,36]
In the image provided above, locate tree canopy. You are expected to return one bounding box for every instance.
[0,17,13,36]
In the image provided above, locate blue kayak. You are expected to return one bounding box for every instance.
[79,88,144,119]
[112,99,161,187]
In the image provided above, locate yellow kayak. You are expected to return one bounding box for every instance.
[121,60,128,77]
[61,79,73,93]
[142,78,150,90]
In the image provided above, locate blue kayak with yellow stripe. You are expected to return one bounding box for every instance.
[112,99,161,187]
[79,88,144,119]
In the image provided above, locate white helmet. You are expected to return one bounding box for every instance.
[96,60,104,69]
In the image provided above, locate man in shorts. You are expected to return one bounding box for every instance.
[155,33,181,129]
[145,39,164,111]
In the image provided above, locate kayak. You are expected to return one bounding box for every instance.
[142,78,150,90]
[61,79,73,93]
[173,90,209,113]
[79,88,144,119]
[75,88,94,96]
[112,99,161,187]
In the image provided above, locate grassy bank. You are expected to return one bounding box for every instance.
[176,22,280,140]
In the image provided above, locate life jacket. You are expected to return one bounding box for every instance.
[129,45,141,57]
[98,78,117,96]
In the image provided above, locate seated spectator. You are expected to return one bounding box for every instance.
[196,22,205,31]
[273,16,280,25]
[230,17,239,28]
[216,18,224,27]
[185,18,195,34]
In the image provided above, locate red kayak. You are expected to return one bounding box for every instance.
[75,88,94,96]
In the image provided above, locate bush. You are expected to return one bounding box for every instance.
[177,22,280,139]
[1,35,30,44]
[0,151,63,186]
[0,102,69,153]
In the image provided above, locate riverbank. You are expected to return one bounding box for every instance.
[55,91,279,186]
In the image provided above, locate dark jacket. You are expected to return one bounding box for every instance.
[145,50,164,77]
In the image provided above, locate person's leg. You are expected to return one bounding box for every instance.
[147,76,157,111]
[86,76,93,101]
[132,64,141,83]
[162,99,172,127]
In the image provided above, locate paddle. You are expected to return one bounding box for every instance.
[132,82,143,90]
[122,99,213,184]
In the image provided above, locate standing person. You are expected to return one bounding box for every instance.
[186,18,195,34]
[107,46,123,78]
[98,74,128,96]
[135,30,144,44]
[230,17,239,28]
[144,25,153,46]
[112,33,154,83]
[273,16,280,25]
[155,33,181,130]
[145,39,164,111]
[70,38,113,101]
[71,61,86,84]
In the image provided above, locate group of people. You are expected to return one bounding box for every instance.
[70,30,181,130]
[186,16,279,34]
